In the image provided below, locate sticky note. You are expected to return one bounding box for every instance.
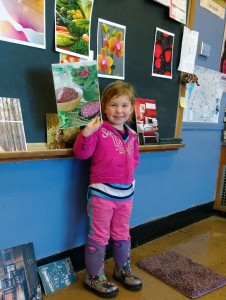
[180,97,186,108]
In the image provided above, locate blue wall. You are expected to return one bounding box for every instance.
[0,3,225,260]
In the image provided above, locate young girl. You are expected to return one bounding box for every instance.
[73,80,142,298]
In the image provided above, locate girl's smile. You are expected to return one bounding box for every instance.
[104,95,134,130]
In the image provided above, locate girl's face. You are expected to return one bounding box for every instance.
[104,95,134,130]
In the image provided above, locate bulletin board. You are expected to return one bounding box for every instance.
[0,0,184,143]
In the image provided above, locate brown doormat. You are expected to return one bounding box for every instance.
[136,251,226,299]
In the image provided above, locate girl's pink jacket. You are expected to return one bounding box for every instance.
[73,121,140,184]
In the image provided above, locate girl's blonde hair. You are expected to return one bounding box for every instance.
[101,80,136,121]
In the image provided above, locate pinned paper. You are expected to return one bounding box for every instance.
[200,0,225,19]
[178,27,199,74]
[183,65,226,123]
[180,96,186,108]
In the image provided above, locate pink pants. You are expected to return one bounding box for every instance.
[87,195,133,246]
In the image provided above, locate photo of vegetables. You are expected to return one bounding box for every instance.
[60,53,80,63]
[52,60,101,129]
[97,18,126,79]
[55,0,93,59]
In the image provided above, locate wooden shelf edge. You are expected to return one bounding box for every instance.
[0,143,185,162]
[0,143,73,162]
[0,149,74,162]
[139,143,185,152]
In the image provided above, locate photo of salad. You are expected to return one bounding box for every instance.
[55,0,93,59]
[52,60,101,129]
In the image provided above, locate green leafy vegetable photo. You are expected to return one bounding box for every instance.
[55,0,93,57]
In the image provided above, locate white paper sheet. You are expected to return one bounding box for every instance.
[169,0,187,25]
[183,66,226,123]
[178,27,199,74]
[153,0,170,7]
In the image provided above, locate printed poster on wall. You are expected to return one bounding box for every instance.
[97,18,126,79]
[135,98,159,145]
[51,60,101,129]
[169,0,187,25]
[0,97,27,151]
[200,0,225,19]
[152,27,174,79]
[183,65,226,123]
[55,0,94,60]
[59,51,94,64]
[0,0,45,49]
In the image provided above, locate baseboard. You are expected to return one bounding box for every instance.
[37,201,214,272]
[130,201,214,248]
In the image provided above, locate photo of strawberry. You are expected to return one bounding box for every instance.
[152,28,174,79]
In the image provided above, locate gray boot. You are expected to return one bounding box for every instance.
[112,240,142,291]
[84,239,119,298]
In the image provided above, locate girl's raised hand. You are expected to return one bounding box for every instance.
[82,116,102,137]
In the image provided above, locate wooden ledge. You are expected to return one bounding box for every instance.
[0,143,185,162]
[139,143,185,152]
[0,143,73,162]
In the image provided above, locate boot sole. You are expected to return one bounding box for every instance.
[113,274,142,291]
[83,282,119,298]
